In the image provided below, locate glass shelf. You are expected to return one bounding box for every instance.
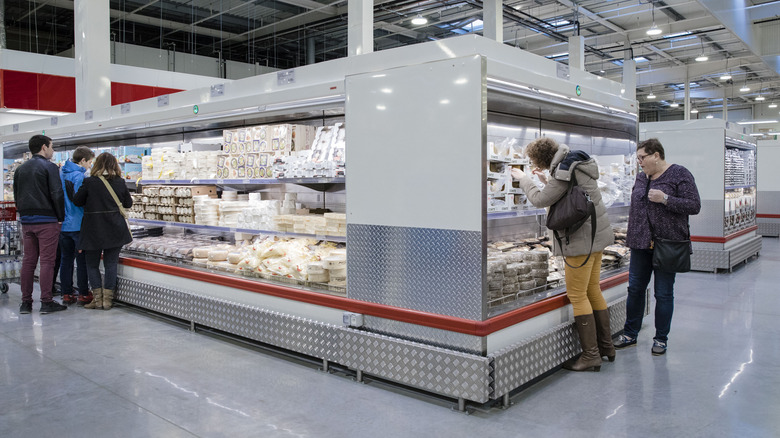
[129,219,347,242]
[139,177,345,185]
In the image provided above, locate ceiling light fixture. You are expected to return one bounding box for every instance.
[736,119,779,125]
[756,96,766,101]
[695,38,708,62]
[411,14,427,25]
[646,4,662,36]
[647,92,656,99]
[670,102,679,108]
[721,58,731,80]
[740,85,750,92]
[691,108,699,114]
[706,115,714,119]
[769,103,778,108]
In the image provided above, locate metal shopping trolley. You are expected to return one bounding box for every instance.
[0,201,22,293]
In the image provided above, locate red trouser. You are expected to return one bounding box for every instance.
[21,222,61,303]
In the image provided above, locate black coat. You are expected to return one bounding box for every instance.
[13,155,65,221]
[72,176,133,250]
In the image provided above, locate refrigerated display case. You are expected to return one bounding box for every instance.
[757,139,780,237]
[640,119,761,272]
[1,35,638,408]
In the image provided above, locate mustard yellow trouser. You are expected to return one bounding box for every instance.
[564,251,608,316]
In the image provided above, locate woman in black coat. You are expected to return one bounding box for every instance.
[73,152,133,310]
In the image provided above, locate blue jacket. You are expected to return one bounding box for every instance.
[60,160,87,232]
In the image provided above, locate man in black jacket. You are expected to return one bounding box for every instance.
[14,135,67,314]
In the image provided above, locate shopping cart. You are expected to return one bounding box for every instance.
[0,201,22,294]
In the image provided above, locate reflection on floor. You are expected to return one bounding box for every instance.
[2,239,779,437]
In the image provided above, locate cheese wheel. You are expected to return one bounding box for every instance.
[324,256,346,270]
[307,262,326,275]
[329,268,346,277]
[227,252,243,264]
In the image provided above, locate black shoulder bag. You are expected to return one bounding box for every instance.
[644,180,691,273]
[547,170,597,268]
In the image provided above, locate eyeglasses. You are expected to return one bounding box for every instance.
[637,153,653,163]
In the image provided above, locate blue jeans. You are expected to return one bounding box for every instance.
[59,231,89,296]
[624,249,677,343]
[84,247,122,291]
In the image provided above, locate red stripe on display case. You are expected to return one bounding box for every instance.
[120,257,630,336]
[691,225,758,243]
[756,214,780,219]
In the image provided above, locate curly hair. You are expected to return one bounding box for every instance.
[524,137,559,170]
[91,152,123,179]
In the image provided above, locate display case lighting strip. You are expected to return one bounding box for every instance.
[486,78,636,119]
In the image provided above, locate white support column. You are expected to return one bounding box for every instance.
[348,0,373,56]
[568,36,585,71]
[622,60,636,101]
[74,0,111,112]
[484,0,503,42]
[684,68,691,120]
[723,88,728,121]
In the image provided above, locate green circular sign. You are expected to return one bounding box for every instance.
[193,105,199,114]
[575,85,582,96]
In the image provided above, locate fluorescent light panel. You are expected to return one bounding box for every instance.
[736,120,778,125]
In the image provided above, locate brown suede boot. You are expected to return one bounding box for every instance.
[594,309,616,362]
[84,288,103,310]
[102,289,114,310]
[563,314,602,372]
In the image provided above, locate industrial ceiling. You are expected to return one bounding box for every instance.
[3,0,780,117]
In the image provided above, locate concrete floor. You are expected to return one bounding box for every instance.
[2,239,779,437]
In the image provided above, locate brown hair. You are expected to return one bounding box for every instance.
[638,138,666,160]
[524,137,559,170]
[91,152,123,179]
[72,146,95,164]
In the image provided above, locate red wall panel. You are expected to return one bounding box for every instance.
[111,82,184,106]
[38,74,76,112]
[2,70,39,109]
[1,70,185,110]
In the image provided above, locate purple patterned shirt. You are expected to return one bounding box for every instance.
[626,164,701,249]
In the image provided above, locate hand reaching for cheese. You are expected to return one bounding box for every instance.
[511,167,528,182]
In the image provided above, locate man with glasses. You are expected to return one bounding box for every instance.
[14,135,67,314]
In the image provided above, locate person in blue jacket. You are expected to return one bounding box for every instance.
[59,146,95,305]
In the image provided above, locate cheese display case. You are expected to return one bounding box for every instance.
[640,119,761,272]
[2,36,638,409]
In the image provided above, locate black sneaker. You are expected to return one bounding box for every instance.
[40,301,67,314]
[614,334,637,349]
[19,301,33,314]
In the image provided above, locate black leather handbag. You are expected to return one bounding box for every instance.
[645,181,691,273]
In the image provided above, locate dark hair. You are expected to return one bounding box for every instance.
[72,146,95,164]
[91,152,123,179]
[638,138,665,160]
[28,135,52,154]
[524,137,559,170]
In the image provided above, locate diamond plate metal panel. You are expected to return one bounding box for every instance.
[691,248,730,272]
[338,329,492,403]
[729,235,761,268]
[116,277,192,320]
[757,220,780,237]
[362,315,484,355]
[192,296,341,362]
[491,299,627,399]
[690,200,726,238]
[348,224,484,320]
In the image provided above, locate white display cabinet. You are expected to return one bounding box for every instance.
[640,119,761,272]
[2,36,637,408]
[757,139,780,237]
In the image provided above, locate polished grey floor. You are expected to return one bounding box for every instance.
[2,240,780,438]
